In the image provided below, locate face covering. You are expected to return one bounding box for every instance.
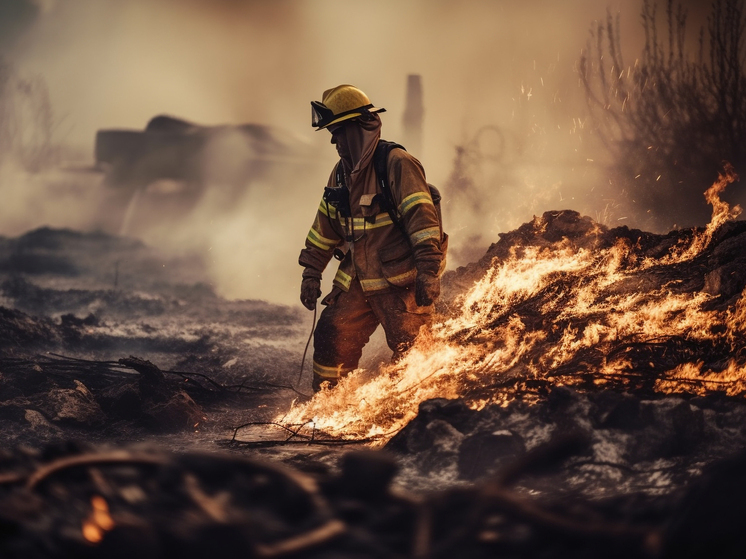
[333,115,382,183]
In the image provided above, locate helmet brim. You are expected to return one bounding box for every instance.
[314,106,386,131]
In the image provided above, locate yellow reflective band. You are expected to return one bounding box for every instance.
[410,226,441,246]
[389,269,417,284]
[334,268,352,289]
[360,277,391,291]
[313,360,353,379]
[350,213,393,232]
[307,227,337,251]
[318,200,338,219]
[399,192,433,216]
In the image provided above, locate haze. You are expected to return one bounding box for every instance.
[0,0,714,304]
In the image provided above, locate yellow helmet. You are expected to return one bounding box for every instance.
[311,84,386,130]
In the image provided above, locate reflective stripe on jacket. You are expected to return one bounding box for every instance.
[299,146,445,294]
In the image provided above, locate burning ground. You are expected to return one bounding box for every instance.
[284,165,746,439]
[0,169,746,556]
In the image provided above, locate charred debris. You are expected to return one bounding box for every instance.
[0,200,746,555]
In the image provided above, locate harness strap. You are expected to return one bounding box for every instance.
[372,141,407,235]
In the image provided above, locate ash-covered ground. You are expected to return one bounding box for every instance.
[0,227,313,448]
[1,202,746,557]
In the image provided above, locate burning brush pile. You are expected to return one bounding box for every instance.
[283,165,746,441]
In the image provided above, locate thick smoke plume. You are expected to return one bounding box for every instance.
[0,0,723,303]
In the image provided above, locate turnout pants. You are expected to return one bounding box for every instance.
[312,278,431,391]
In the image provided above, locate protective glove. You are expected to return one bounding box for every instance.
[415,272,440,307]
[300,277,322,310]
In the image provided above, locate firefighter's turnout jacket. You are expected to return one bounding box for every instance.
[299,147,445,293]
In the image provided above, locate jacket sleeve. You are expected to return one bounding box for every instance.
[388,150,444,276]
[298,169,345,280]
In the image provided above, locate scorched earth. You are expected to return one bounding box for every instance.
[0,169,745,557]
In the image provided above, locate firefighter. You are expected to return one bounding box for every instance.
[299,84,446,391]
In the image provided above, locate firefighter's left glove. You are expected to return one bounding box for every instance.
[300,277,322,310]
[415,272,440,307]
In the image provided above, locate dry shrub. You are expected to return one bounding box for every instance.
[0,55,57,172]
[579,0,746,230]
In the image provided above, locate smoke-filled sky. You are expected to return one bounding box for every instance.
[0,0,717,303]
[5,0,652,167]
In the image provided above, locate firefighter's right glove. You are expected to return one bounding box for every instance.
[300,277,322,310]
[415,272,440,307]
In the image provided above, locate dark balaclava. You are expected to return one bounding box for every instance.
[334,114,382,188]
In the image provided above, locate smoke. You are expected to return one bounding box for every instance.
[0,0,718,304]
[0,1,40,50]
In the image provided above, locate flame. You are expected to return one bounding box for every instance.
[82,495,115,544]
[281,167,744,444]
[659,163,742,262]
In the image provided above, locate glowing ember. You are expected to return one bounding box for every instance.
[282,168,744,444]
[82,521,103,544]
[82,495,114,544]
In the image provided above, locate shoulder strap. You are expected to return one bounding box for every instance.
[373,140,406,232]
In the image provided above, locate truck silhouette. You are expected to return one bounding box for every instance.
[94,115,320,233]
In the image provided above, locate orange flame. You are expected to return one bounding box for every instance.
[282,167,744,444]
[659,163,741,262]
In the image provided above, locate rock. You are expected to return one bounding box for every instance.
[425,419,465,454]
[626,400,705,462]
[143,391,205,432]
[458,430,526,480]
[0,379,23,402]
[24,409,62,438]
[590,391,645,430]
[39,380,105,427]
[385,399,470,454]
[98,381,142,420]
[119,356,168,402]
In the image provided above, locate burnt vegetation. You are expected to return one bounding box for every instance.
[441,206,746,402]
[0,55,57,173]
[579,0,746,230]
[1,210,746,555]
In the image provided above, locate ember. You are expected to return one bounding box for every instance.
[282,167,745,442]
[82,495,114,544]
